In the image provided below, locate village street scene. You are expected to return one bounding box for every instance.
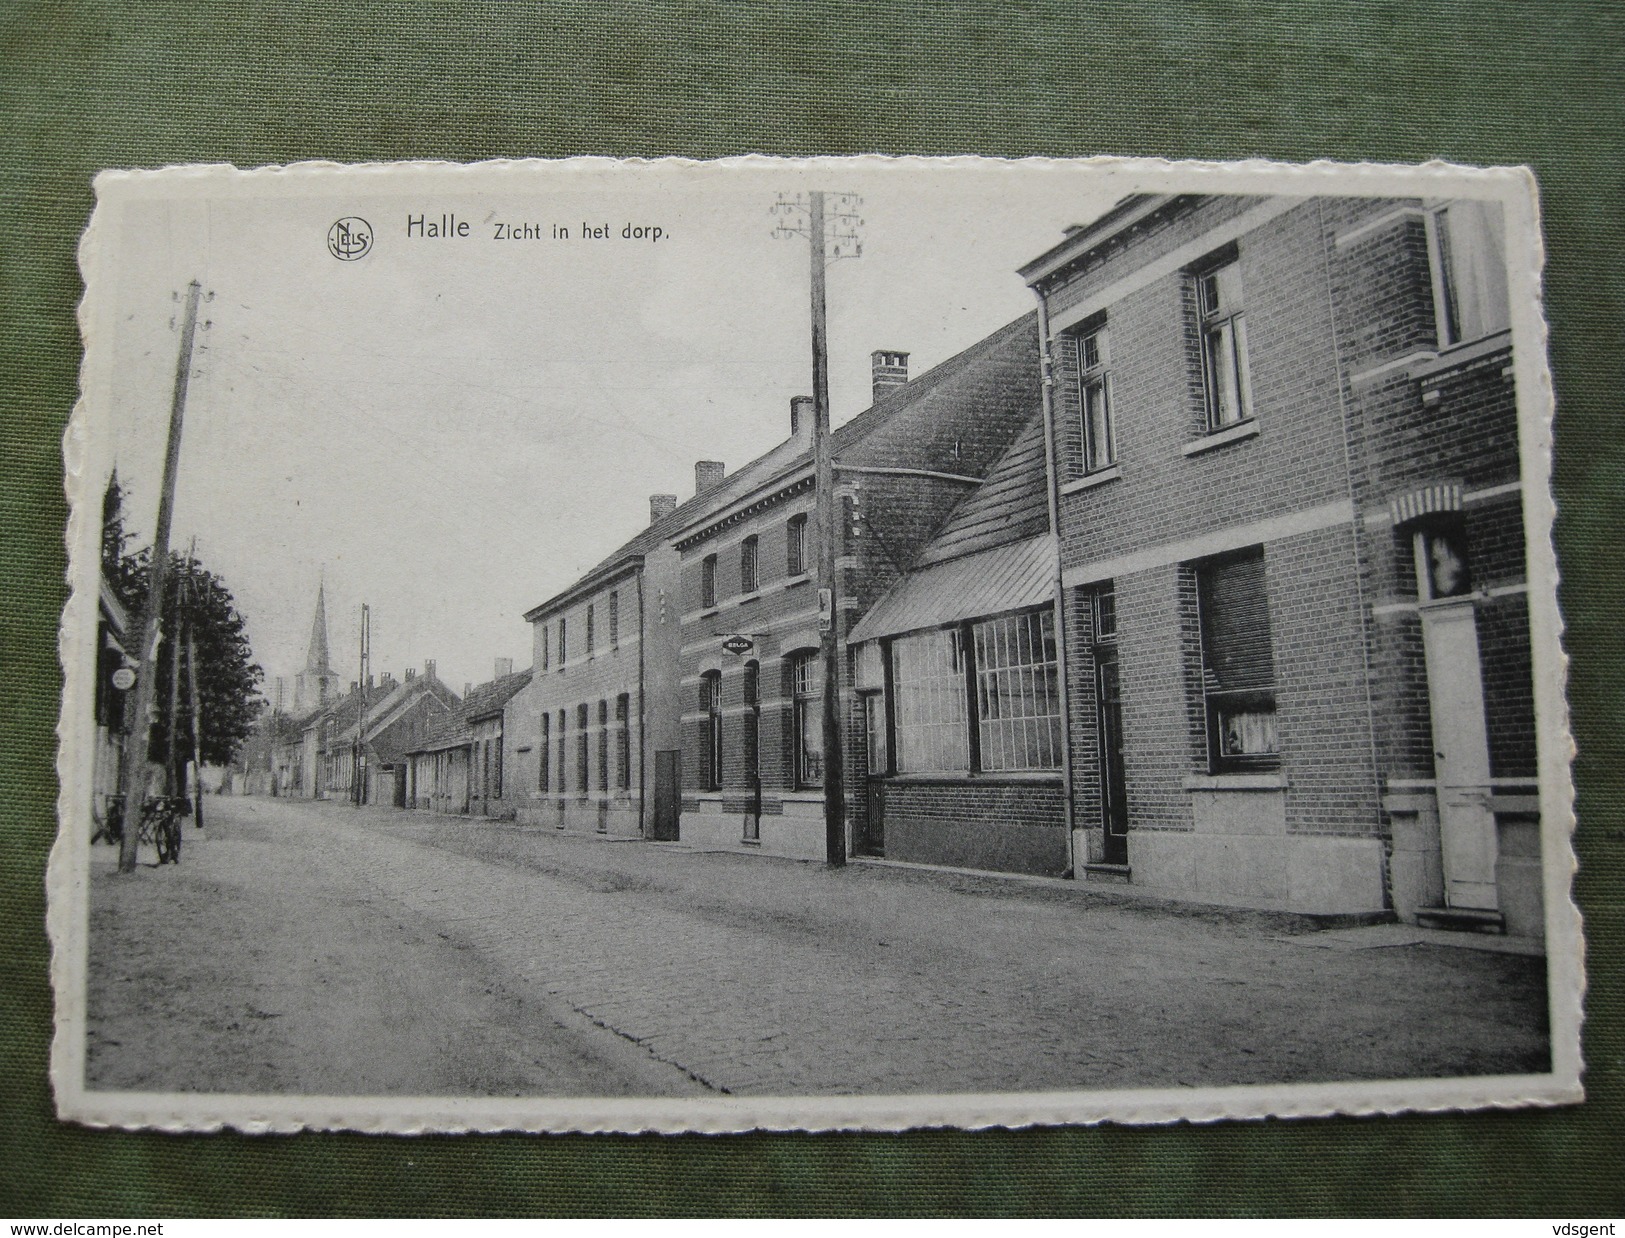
[75,168,1558,1106]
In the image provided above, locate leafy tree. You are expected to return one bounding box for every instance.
[101,476,265,772]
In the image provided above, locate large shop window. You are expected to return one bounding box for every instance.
[1196,548,1280,771]
[701,672,723,790]
[1426,200,1510,347]
[891,628,971,773]
[973,610,1062,772]
[792,651,824,787]
[1075,321,1115,472]
[1196,257,1253,432]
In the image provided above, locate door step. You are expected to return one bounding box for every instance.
[1082,862,1132,885]
[1415,905,1506,934]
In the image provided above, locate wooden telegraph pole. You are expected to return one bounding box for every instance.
[774,190,862,868]
[116,280,204,873]
[184,537,205,831]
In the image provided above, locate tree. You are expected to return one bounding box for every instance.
[102,476,265,773]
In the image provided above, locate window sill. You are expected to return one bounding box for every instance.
[1183,772,1286,791]
[1182,419,1259,457]
[785,573,812,589]
[1412,328,1513,384]
[1060,465,1121,495]
[738,591,761,605]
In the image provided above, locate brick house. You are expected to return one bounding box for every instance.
[673,317,1042,859]
[324,666,460,806]
[404,664,530,815]
[1017,192,1536,932]
[505,502,684,835]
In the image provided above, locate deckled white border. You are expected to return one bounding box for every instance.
[51,154,1583,1135]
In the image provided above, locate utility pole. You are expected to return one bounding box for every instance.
[184,537,205,831]
[773,190,863,867]
[117,280,206,873]
[353,602,370,805]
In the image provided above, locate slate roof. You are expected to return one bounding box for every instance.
[912,409,1051,569]
[405,669,533,754]
[848,535,1054,644]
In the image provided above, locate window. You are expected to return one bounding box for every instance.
[558,617,567,668]
[539,712,550,791]
[972,610,1061,772]
[491,736,502,799]
[891,630,969,773]
[541,624,550,671]
[786,514,808,577]
[701,554,718,609]
[1091,584,1116,644]
[576,703,590,795]
[615,693,631,791]
[1196,549,1279,771]
[792,652,824,787]
[597,699,609,791]
[586,603,595,654]
[1412,518,1473,602]
[1197,258,1253,432]
[701,672,723,790]
[1075,322,1115,472]
[556,709,568,791]
[740,535,759,594]
[1426,201,1510,347]
[608,590,619,648]
[864,691,889,776]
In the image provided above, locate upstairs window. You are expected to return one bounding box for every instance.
[1075,322,1115,472]
[740,535,759,594]
[1196,548,1279,772]
[1197,258,1253,432]
[585,603,595,654]
[1426,200,1510,347]
[557,618,567,669]
[786,514,808,577]
[608,590,619,648]
[538,712,550,791]
[540,624,550,671]
[701,554,718,609]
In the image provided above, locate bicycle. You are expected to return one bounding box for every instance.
[100,793,190,865]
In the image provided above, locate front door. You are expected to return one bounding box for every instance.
[1420,598,1499,910]
[743,663,761,841]
[1096,648,1129,865]
[651,749,681,840]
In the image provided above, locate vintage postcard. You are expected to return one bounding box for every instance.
[52,155,1581,1133]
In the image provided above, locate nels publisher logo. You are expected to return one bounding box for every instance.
[327,216,373,261]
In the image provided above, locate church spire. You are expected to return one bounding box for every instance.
[305,577,332,674]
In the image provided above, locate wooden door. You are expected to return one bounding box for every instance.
[1096,648,1129,865]
[652,749,681,840]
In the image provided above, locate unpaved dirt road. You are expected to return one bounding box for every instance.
[84,795,1549,1097]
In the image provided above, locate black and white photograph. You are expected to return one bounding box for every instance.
[52,156,1580,1133]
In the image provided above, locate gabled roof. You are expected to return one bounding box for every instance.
[522,311,1040,622]
[332,673,460,746]
[404,669,533,754]
[912,408,1051,568]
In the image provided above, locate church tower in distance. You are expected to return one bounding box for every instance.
[293,579,339,714]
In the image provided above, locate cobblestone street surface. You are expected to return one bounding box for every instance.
[86,795,1550,1098]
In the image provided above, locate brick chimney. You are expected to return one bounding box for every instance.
[650,493,678,523]
[790,395,814,443]
[871,350,909,402]
[494,657,514,679]
[424,659,436,681]
[464,681,472,698]
[695,460,725,495]
[405,667,416,680]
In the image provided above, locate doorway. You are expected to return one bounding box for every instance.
[1096,647,1129,865]
[652,749,681,840]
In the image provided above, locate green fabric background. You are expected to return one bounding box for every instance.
[3,0,1622,1217]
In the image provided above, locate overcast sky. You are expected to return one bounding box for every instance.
[91,159,1129,697]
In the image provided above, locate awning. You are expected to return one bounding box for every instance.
[849,535,1055,644]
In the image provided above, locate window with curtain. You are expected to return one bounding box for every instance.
[1427,200,1510,347]
[890,629,969,773]
[1197,257,1253,432]
[1196,548,1279,771]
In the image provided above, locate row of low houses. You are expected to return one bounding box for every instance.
[250,191,1543,939]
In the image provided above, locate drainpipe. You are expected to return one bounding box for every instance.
[636,568,647,837]
[1034,298,1079,879]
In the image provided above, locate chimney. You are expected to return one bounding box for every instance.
[695,460,725,495]
[405,667,416,680]
[464,681,473,698]
[495,657,514,679]
[349,681,358,694]
[790,395,814,442]
[379,671,396,691]
[650,493,678,523]
[871,350,910,402]
[424,659,436,681]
